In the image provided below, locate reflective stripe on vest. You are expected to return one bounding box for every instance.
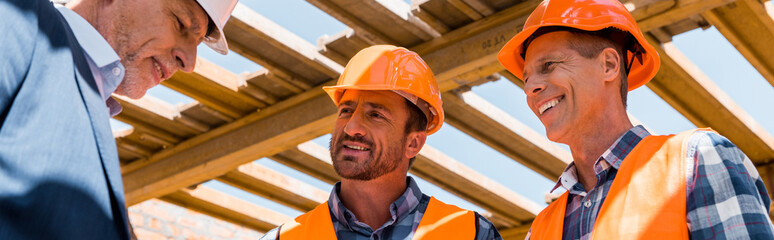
[278,196,476,239]
[529,128,713,240]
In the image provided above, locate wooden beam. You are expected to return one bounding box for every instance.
[123,85,338,205]
[217,162,329,212]
[410,1,452,34]
[224,4,343,86]
[412,0,541,88]
[448,0,485,20]
[113,95,200,139]
[442,90,572,180]
[307,0,395,44]
[306,0,436,45]
[645,35,774,166]
[460,0,494,16]
[160,185,291,233]
[499,224,532,240]
[702,0,774,88]
[637,0,736,32]
[163,58,267,119]
[413,145,542,227]
[269,141,340,185]
[123,0,721,204]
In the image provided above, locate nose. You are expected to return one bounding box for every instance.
[524,76,546,97]
[172,40,198,72]
[343,110,367,137]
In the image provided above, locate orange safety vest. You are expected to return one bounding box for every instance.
[277,196,476,240]
[530,129,712,240]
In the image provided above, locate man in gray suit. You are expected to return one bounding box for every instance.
[0,0,237,239]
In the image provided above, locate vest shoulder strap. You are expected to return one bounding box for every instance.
[528,192,569,240]
[414,196,477,239]
[278,201,337,240]
[592,129,710,239]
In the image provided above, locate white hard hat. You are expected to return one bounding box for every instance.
[195,0,238,55]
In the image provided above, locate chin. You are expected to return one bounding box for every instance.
[114,82,150,99]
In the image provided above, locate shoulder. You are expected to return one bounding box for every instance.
[684,130,750,167]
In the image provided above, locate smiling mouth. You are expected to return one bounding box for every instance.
[538,96,564,115]
[344,145,370,151]
[153,59,165,79]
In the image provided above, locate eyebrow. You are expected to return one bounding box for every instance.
[182,7,205,40]
[338,101,392,114]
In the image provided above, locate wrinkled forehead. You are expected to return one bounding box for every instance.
[338,90,405,108]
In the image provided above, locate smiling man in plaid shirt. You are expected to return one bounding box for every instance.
[260,45,501,240]
[497,0,774,239]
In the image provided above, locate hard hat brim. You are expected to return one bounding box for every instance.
[322,85,444,135]
[196,0,231,55]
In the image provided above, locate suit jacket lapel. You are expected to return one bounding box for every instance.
[62,16,130,239]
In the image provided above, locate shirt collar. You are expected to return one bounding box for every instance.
[55,4,125,106]
[328,176,424,231]
[551,125,651,193]
[55,5,120,68]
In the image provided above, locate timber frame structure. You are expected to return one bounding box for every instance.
[113,0,774,238]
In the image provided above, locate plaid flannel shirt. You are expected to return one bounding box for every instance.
[526,125,774,239]
[260,176,502,240]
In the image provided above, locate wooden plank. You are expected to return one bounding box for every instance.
[462,0,495,16]
[307,0,395,44]
[224,3,343,86]
[645,35,774,165]
[703,0,774,88]
[413,145,542,227]
[499,224,532,240]
[160,185,291,233]
[442,90,572,180]
[270,141,340,185]
[113,95,200,139]
[637,0,736,32]
[410,0,452,34]
[218,162,329,212]
[163,58,267,119]
[448,0,485,20]
[307,0,436,45]
[123,0,723,204]
[412,0,473,31]
[123,85,338,205]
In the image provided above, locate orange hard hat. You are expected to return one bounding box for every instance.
[323,45,444,135]
[497,0,660,91]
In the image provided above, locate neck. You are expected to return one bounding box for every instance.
[339,170,408,230]
[566,111,633,191]
[67,0,113,41]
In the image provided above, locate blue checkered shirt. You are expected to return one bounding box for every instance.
[526,125,774,239]
[260,176,502,239]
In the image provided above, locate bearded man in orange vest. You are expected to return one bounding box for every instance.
[497,0,774,239]
[259,45,502,240]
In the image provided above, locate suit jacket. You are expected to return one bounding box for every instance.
[0,0,131,239]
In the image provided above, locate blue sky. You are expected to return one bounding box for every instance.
[111,0,774,224]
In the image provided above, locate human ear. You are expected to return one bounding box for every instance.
[404,131,427,160]
[599,48,621,83]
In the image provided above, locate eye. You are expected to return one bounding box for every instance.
[338,107,353,116]
[175,15,185,31]
[541,61,559,73]
[369,111,384,119]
